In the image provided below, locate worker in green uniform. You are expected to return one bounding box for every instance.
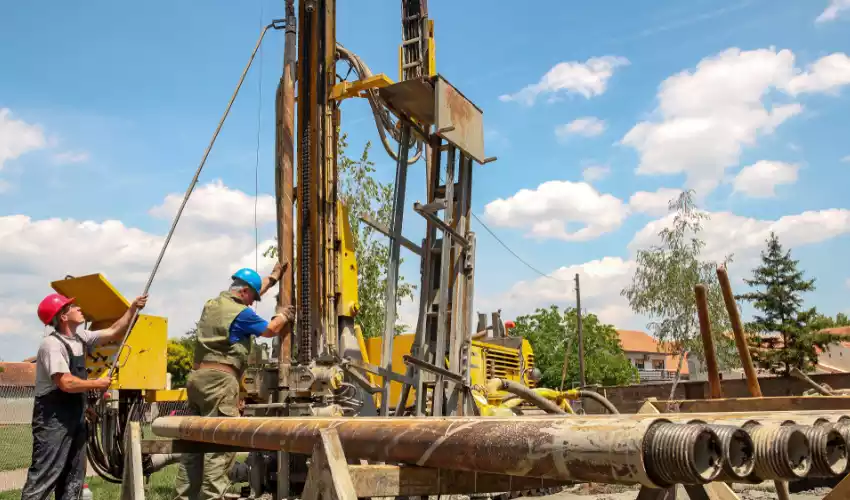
[175,263,294,500]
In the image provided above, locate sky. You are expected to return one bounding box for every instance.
[1,0,850,362]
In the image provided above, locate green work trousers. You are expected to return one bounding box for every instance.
[174,368,240,500]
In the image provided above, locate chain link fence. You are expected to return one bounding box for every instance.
[0,386,35,491]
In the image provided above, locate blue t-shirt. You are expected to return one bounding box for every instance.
[229,308,269,343]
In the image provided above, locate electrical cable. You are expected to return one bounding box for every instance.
[104,20,285,381]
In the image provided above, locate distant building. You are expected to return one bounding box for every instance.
[815,327,850,373]
[0,362,36,389]
[0,362,36,425]
[616,330,689,383]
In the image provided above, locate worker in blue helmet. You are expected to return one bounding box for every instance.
[175,262,295,500]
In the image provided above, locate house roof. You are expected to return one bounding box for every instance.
[822,327,850,336]
[0,362,36,388]
[616,330,690,375]
[617,330,661,353]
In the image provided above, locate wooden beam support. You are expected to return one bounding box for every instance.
[648,396,850,413]
[301,429,357,500]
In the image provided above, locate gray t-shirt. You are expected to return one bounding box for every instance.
[34,329,105,397]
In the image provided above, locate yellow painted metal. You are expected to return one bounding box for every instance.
[427,20,436,76]
[145,389,187,403]
[51,274,129,324]
[364,334,535,410]
[354,325,376,387]
[337,202,359,317]
[51,273,168,390]
[329,74,394,101]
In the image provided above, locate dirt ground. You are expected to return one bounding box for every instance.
[535,483,832,500]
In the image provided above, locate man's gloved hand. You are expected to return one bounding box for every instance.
[274,305,296,324]
[269,261,288,283]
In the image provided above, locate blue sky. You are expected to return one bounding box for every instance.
[1,0,849,362]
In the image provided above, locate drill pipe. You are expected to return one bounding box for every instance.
[152,416,722,487]
[689,422,755,481]
[788,424,847,477]
[742,422,811,481]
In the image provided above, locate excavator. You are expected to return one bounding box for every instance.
[47,0,578,495]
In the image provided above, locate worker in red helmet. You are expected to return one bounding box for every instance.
[20,291,147,500]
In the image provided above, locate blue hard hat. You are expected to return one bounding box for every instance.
[232,268,263,300]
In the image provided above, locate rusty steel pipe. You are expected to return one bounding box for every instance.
[695,284,722,399]
[717,266,763,397]
[152,416,722,487]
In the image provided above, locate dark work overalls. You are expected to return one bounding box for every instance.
[20,332,88,500]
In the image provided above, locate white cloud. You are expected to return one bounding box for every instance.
[484,206,850,330]
[149,179,276,232]
[622,48,804,195]
[0,108,46,170]
[556,117,607,139]
[622,48,850,196]
[628,188,682,216]
[485,257,638,328]
[499,56,629,105]
[786,53,850,95]
[816,0,850,23]
[630,208,850,265]
[842,155,850,163]
[484,180,628,241]
[52,150,91,165]
[0,181,281,361]
[732,160,799,198]
[581,165,611,182]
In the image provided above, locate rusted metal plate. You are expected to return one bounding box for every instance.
[434,76,485,163]
[140,439,249,454]
[653,396,850,413]
[348,465,569,496]
[378,77,435,125]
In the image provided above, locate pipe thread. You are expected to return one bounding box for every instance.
[748,425,811,481]
[704,424,755,480]
[801,424,849,476]
[643,422,722,486]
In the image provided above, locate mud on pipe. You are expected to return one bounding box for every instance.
[152,416,722,487]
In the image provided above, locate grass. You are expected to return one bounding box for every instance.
[0,465,179,500]
[0,425,33,472]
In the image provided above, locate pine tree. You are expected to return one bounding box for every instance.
[737,232,837,375]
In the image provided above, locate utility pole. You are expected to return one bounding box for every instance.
[576,273,585,388]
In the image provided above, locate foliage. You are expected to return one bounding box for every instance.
[166,325,196,387]
[265,133,415,338]
[511,305,638,388]
[621,190,738,368]
[809,312,850,330]
[737,232,844,375]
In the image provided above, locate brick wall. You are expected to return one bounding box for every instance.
[583,372,850,414]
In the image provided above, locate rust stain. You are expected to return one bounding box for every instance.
[444,84,472,133]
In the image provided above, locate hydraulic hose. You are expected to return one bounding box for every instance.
[486,378,565,415]
[576,389,620,414]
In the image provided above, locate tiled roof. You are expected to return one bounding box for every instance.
[616,330,660,353]
[0,362,36,387]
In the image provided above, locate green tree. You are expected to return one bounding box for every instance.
[266,133,415,338]
[167,325,197,387]
[621,190,738,370]
[737,232,842,375]
[512,305,638,388]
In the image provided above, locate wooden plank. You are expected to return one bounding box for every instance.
[347,465,569,496]
[824,472,850,499]
[140,439,250,454]
[650,396,850,413]
[302,429,357,500]
[121,422,144,500]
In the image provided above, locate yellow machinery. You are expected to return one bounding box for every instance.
[364,334,538,409]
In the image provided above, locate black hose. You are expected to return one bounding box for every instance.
[490,379,565,415]
[577,389,619,414]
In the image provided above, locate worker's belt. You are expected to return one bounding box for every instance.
[195,362,239,378]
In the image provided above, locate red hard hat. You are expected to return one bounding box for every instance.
[504,320,516,329]
[37,293,75,325]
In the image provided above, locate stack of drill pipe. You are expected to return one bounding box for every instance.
[152,416,723,488]
[687,420,755,481]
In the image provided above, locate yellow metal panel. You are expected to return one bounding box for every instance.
[145,389,187,403]
[365,334,416,408]
[85,314,168,390]
[427,20,436,76]
[329,74,394,101]
[337,202,359,317]
[51,274,129,322]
